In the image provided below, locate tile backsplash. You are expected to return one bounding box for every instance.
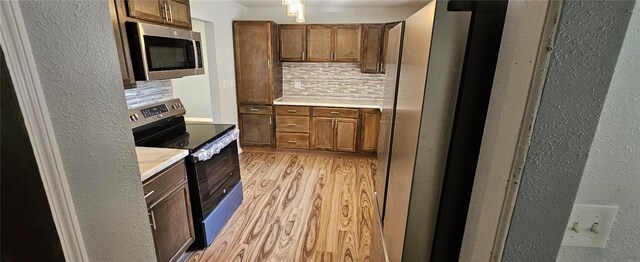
[124,80,174,109]
[283,63,385,100]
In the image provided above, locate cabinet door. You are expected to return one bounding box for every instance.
[240,114,274,146]
[307,25,334,62]
[280,25,306,61]
[127,0,165,24]
[361,24,383,73]
[312,117,335,150]
[234,22,273,105]
[381,22,400,73]
[149,183,194,262]
[335,25,362,62]
[109,0,136,87]
[335,118,358,152]
[360,109,381,152]
[165,0,191,28]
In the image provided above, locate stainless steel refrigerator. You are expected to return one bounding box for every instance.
[375,1,471,260]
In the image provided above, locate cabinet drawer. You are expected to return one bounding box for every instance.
[276,116,310,133]
[313,107,359,118]
[239,105,273,115]
[143,161,187,207]
[275,106,311,116]
[277,133,310,149]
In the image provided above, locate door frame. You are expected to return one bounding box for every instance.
[458,0,563,261]
[0,2,88,261]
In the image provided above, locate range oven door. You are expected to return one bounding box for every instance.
[126,22,203,81]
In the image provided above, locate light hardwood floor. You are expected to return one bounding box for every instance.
[183,151,385,262]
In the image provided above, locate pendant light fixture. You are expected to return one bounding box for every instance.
[296,0,305,23]
[284,0,305,23]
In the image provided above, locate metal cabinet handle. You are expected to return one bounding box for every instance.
[250,108,260,112]
[223,188,227,194]
[288,140,297,144]
[162,4,168,22]
[269,116,272,125]
[287,123,297,126]
[144,190,154,198]
[332,119,336,129]
[168,5,173,23]
[149,211,157,230]
[330,111,340,115]
[287,109,297,113]
[302,51,306,60]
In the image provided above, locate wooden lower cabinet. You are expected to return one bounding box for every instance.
[143,161,194,262]
[276,132,310,149]
[360,109,381,152]
[335,118,358,152]
[254,106,379,154]
[311,117,358,153]
[311,117,335,151]
[240,113,274,147]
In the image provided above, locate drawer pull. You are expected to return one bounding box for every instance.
[287,123,297,126]
[287,109,297,113]
[223,188,227,194]
[330,111,340,115]
[250,108,260,112]
[144,190,155,198]
[229,172,234,177]
[288,140,297,144]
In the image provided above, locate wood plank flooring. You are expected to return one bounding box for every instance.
[183,151,385,262]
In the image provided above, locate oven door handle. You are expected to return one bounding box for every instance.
[192,128,239,162]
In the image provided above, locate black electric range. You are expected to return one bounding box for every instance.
[129,99,243,248]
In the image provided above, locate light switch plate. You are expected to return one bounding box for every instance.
[561,204,619,248]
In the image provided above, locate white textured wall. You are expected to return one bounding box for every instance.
[18,0,156,261]
[172,19,214,119]
[557,3,640,261]
[190,0,246,125]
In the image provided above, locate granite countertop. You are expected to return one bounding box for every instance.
[273,96,383,110]
[136,147,189,182]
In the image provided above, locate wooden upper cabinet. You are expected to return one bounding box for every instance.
[382,22,400,73]
[165,0,191,28]
[334,25,362,62]
[280,25,307,62]
[307,25,334,62]
[233,21,281,105]
[361,24,384,73]
[125,0,192,29]
[127,0,165,24]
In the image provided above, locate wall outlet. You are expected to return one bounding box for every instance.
[294,81,302,89]
[561,204,619,248]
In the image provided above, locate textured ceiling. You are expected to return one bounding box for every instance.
[233,0,430,8]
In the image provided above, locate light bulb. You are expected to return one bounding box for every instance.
[287,0,298,17]
[296,0,305,23]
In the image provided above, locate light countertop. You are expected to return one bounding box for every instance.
[136,147,189,182]
[274,96,383,110]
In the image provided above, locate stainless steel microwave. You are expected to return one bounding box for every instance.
[126,22,204,81]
